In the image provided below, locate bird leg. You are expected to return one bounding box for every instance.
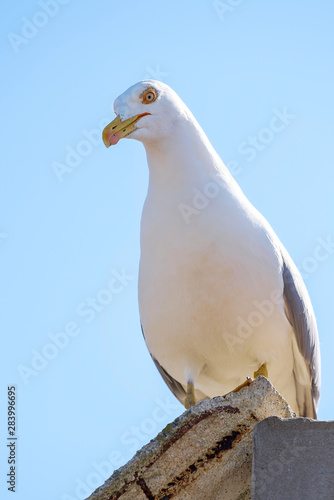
[185,381,196,409]
[232,377,253,393]
[229,363,268,395]
[254,363,268,379]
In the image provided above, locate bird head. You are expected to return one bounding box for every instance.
[102,80,189,147]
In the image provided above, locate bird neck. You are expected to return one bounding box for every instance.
[143,117,230,191]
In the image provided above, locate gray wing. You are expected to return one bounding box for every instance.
[151,356,187,405]
[280,246,321,418]
[140,324,186,405]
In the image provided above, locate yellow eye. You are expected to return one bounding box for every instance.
[142,90,156,104]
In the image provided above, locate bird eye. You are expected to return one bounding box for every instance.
[142,90,156,104]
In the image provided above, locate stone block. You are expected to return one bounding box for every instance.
[87,377,294,500]
[252,417,334,499]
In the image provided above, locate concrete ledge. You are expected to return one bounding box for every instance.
[86,377,294,500]
[252,417,334,500]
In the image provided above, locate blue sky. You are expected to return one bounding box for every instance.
[1,1,334,498]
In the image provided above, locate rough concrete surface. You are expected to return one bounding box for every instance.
[252,416,334,500]
[86,377,294,500]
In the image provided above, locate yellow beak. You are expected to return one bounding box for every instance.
[102,112,151,147]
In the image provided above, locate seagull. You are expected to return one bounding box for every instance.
[102,80,320,418]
